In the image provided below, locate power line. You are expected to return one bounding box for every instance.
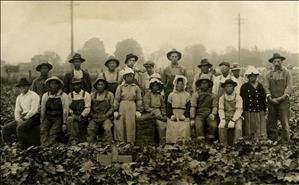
[67,0,79,56]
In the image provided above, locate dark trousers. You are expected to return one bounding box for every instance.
[267,99,290,142]
[40,116,62,146]
[2,114,40,148]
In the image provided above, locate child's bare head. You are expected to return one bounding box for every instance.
[176,78,185,92]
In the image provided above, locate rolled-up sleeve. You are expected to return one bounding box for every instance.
[14,96,22,121]
[218,96,225,120]
[264,72,271,97]
[232,95,243,121]
[136,86,143,111]
[81,92,91,117]
[143,92,153,113]
[284,70,293,96]
[106,93,114,117]
[113,86,121,111]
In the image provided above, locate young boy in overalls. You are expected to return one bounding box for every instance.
[218,79,243,145]
[40,76,69,146]
[114,68,143,144]
[87,77,114,143]
[98,56,121,95]
[143,77,167,144]
[67,79,91,144]
[190,74,218,140]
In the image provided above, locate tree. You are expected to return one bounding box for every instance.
[114,38,144,66]
[183,44,208,69]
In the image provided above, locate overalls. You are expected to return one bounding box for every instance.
[87,92,113,143]
[218,94,242,145]
[68,91,88,142]
[103,71,119,95]
[40,92,63,145]
[267,71,290,142]
[194,93,217,139]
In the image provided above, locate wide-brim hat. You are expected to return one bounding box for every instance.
[45,76,64,87]
[245,66,260,76]
[221,79,237,88]
[197,59,212,68]
[143,60,155,68]
[219,61,230,67]
[16,78,32,87]
[69,53,85,63]
[167,49,182,61]
[105,56,120,67]
[195,74,213,88]
[231,63,241,71]
[268,53,286,63]
[125,54,138,64]
[36,62,53,72]
[93,77,108,89]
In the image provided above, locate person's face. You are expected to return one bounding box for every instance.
[224,84,235,95]
[220,65,230,74]
[40,66,50,76]
[248,74,258,83]
[96,81,106,92]
[107,61,117,71]
[152,83,160,92]
[19,85,30,94]
[272,59,282,69]
[73,60,81,69]
[145,65,154,74]
[199,80,210,91]
[176,80,184,91]
[232,69,240,77]
[200,65,210,73]
[49,80,59,91]
[126,58,136,68]
[169,53,179,63]
[73,83,82,92]
[124,73,134,83]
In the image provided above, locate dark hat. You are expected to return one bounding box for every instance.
[195,74,213,88]
[197,59,213,68]
[219,61,230,67]
[45,76,64,87]
[69,53,85,63]
[221,79,237,88]
[16,78,31,87]
[143,60,155,68]
[125,54,138,64]
[105,56,120,67]
[268,53,286,63]
[36,61,53,72]
[167,49,182,61]
[93,77,108,90]
[71,78,82,84]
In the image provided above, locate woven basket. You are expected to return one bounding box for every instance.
[135,113,157,146]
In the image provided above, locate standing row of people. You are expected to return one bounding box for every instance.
[1,50,293,148]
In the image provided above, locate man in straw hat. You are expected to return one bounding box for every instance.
[2,78,40,148]
[67,79,91,144]
[190,74,218,140]
[63,53,92,94]
[40,76,69,146]
[143,76,167,144]
[31,60,53,98]
[86,77,114,144]
[218,79,243,145]
[240,66,267,140]
[264,53,292,143]
[97,56,121,95]
[114,67,143,144]
[231,63,245,94]
[192,58,214,92]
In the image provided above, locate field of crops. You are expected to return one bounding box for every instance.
[0,72,299,184]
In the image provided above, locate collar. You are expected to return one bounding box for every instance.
[224,91,236,99]
[73,90,83,95]
[49,89,63,96]
[21,90,31,96]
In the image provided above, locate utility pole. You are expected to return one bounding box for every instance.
[70,0,74,56]
[235,14,244,65]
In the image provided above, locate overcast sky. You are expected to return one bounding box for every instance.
[1,1,298,64]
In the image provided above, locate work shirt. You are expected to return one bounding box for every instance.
[143,91,166,115]
[140,72,160,91]
[14,90,40,121]
[218,91,243,122]
[63,69,92,94]
[231,76,245,94]
[68,90,91,117]
[264,67,292,98]
[41,89,69,123]
[98,70,120,83]
[31,76,49,98]
[192,71,214,92]
[91,91,114,118]
[119,65,143,85]
[190,90,217,119]
[161,64,187,93]
[73,69,83,79]
[113,83,143,111]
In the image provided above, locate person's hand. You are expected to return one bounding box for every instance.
[218,120,226,129]
[69,110,73,115]
[179,115,186,121]
[114,112,120,119]
[135,111,141,118]
[190,120,195,127]
[268,97,279,104]
[208,114,215,120]
[228,121,235,128]
[170,115,177,121]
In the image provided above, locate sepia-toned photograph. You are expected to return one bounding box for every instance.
[1,1,298,184]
